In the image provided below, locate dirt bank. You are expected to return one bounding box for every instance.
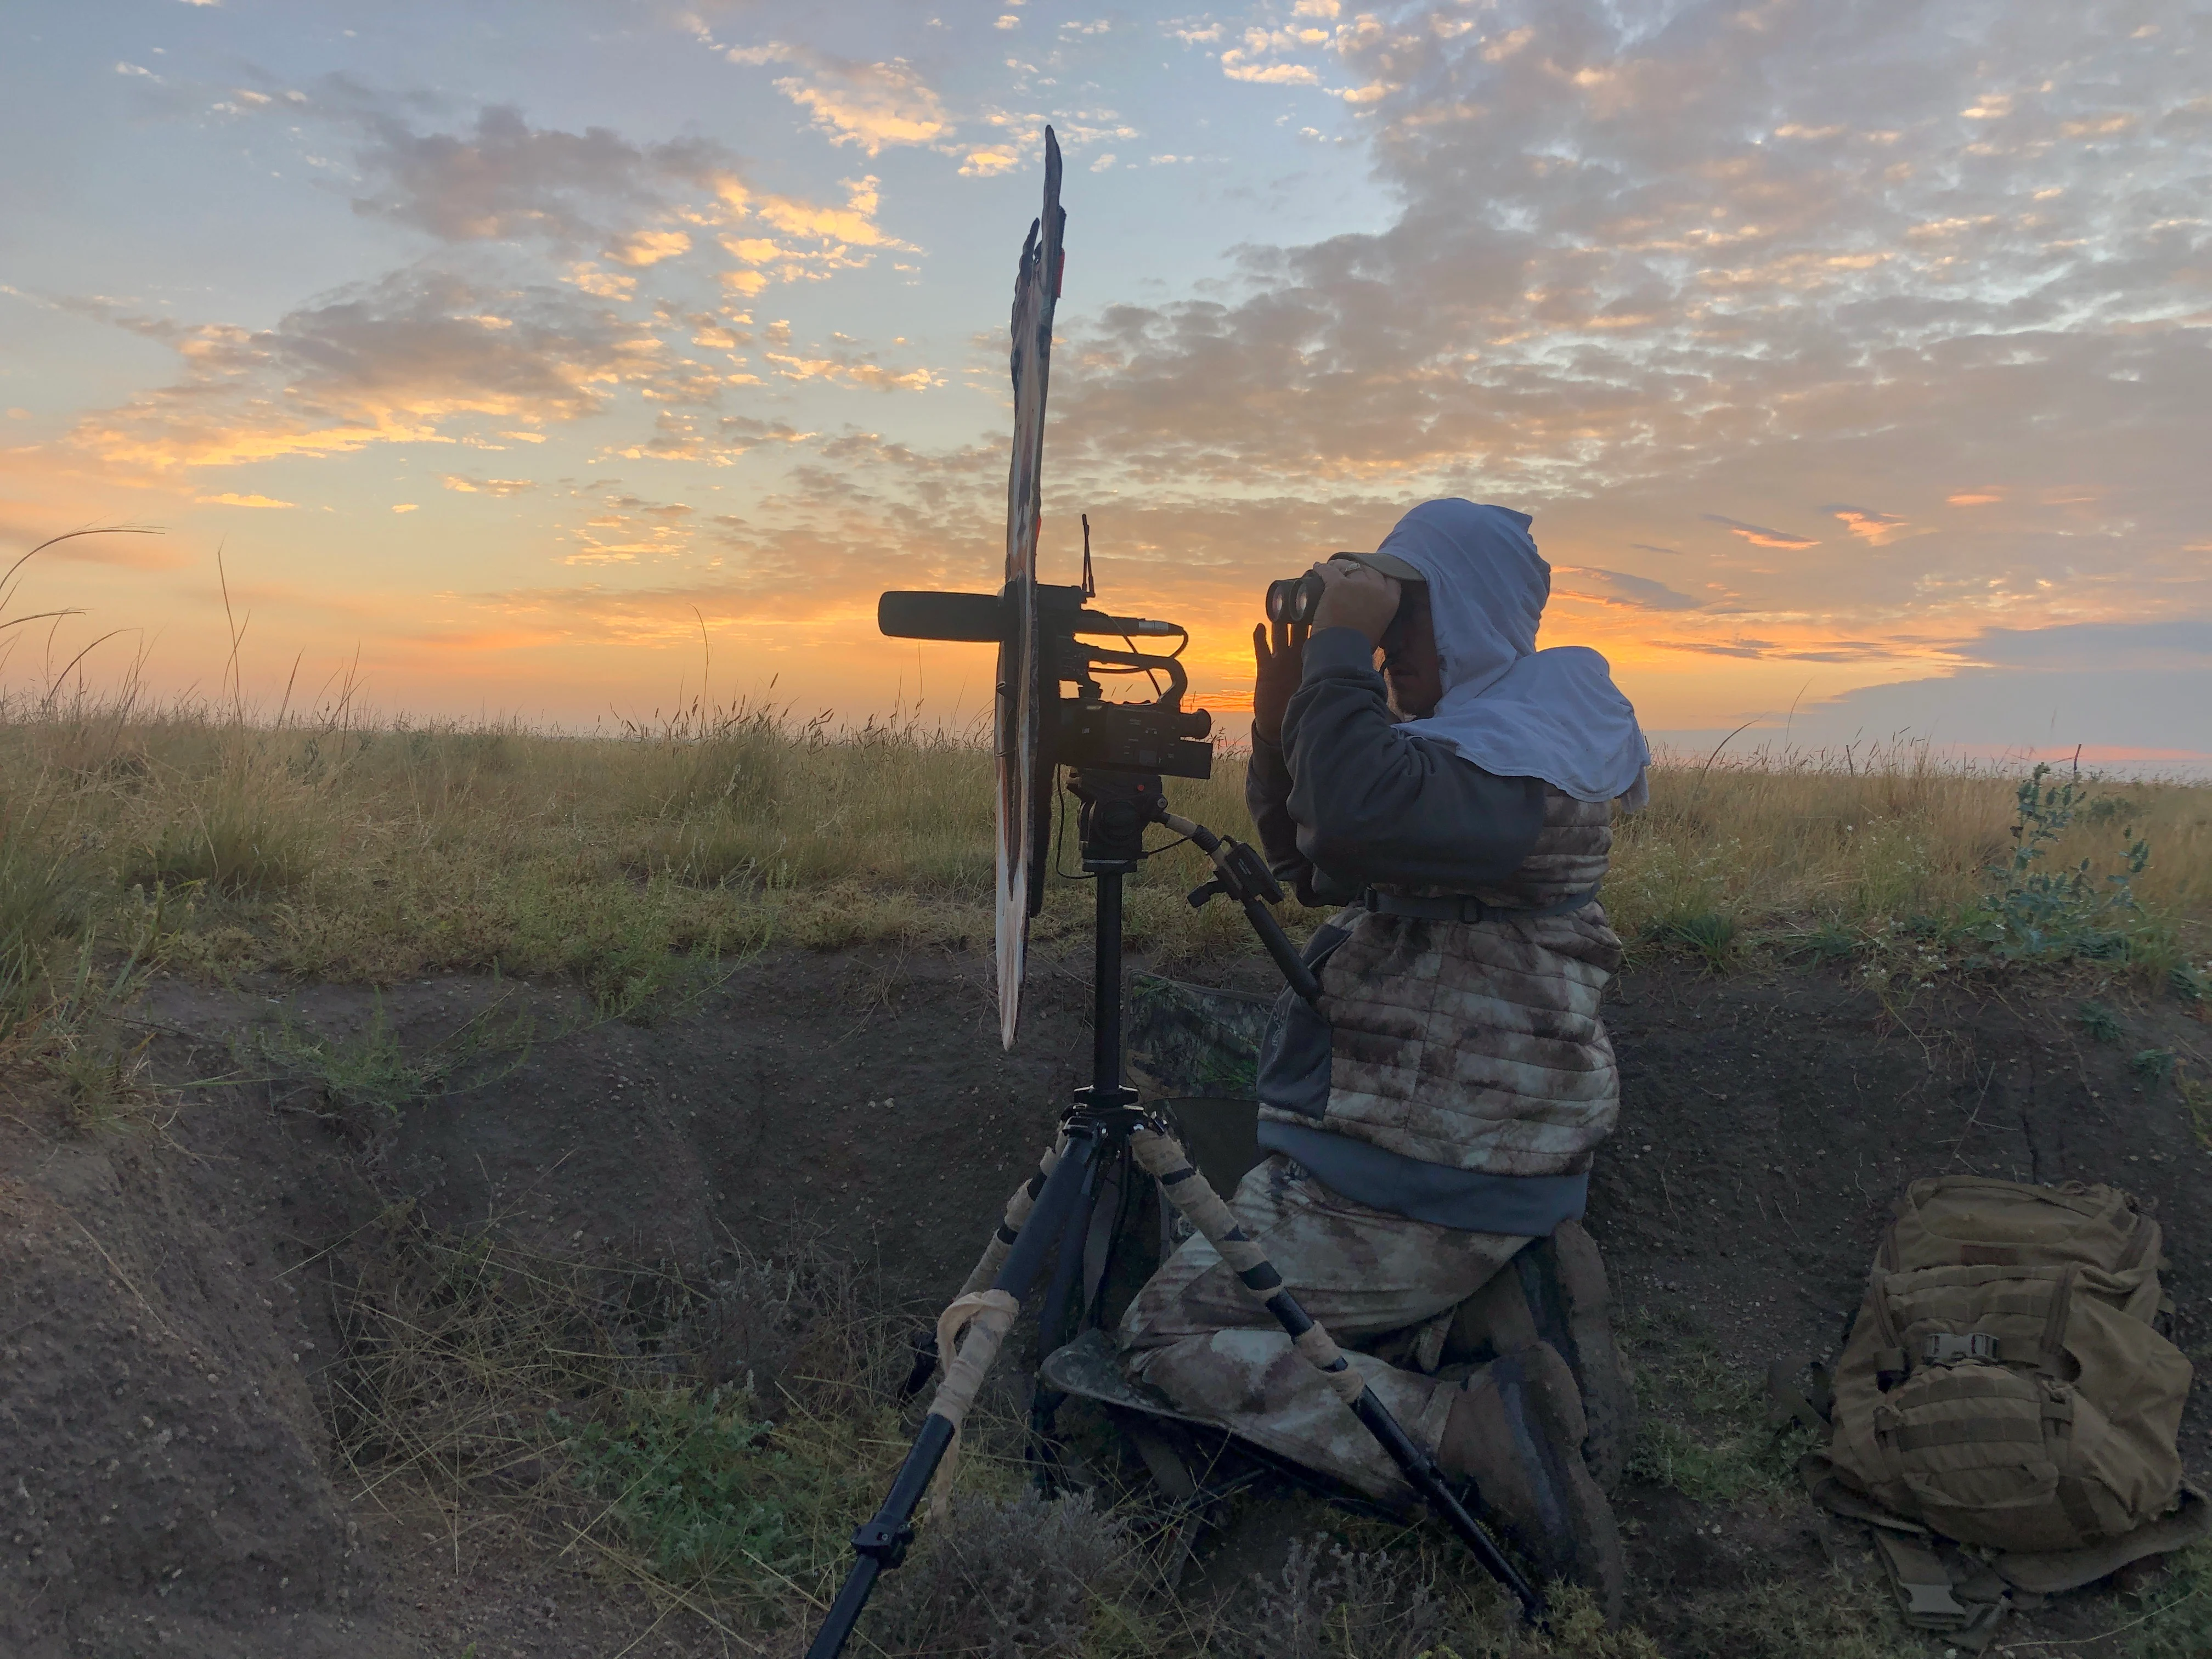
[2,945,2205,1656]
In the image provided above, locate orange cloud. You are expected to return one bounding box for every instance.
[1827,505,1908,542]
[727,47,949,155]
[604,229,692,267]
[1703,513,1820,550]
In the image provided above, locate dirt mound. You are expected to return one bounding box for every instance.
[0,1062,399,1656]
[0,944,2204,1655]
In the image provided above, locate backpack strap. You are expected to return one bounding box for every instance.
[1869,1532,2018,1652]
[1871,1532,1972,1625]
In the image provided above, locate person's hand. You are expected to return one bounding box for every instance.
[1252,613,1308,744]
[1309,558,1402,646]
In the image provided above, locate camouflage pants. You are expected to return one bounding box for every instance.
[1117,1153,1529,1500]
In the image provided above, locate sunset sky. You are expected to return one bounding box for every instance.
[4,1,2208,761]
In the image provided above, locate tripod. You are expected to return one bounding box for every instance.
[805,770,1544,1659]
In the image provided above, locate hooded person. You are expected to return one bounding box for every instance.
[1115,499,1646,1614]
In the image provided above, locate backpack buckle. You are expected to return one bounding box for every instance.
[1921,1331,1996,1366]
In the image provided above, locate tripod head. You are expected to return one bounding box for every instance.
[1067,769,1166,874]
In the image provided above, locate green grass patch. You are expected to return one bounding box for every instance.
[556,1386,805,1591]
[2130,1542,2212,1657]
[1620,1319,1809,1503]
[2081,1000,2125,1043]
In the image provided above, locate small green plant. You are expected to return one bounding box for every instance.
[1620,1320,1805,1502]
[1653,911,1740,972]
[248,996,533,1119]
[47,1029,156,1135]
[1797,921,1858,963]
[2172,963,2207,1004]
[1972,763,2152,962]
[1220,1534,1444,1659]
[119,753,324,896]
[2176,1064,2212,1150]
[2128,1540,2212,1657]
[2132,1049,2177,1089]
[252,1002,441,1118]
[2080,1001,2125,1043]
[557,1386,800,1589]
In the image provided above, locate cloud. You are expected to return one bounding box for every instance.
[763,347,941,391]
[442,475,537,496]
[712,178,914,292]
[1551,566,1704,611]
[1047,0,2212,592]
[1787,667,2212,760]
[1223,59,1322,86]
[565,263,636,300]
[63,272,681,470]
[348,102,728,252]
[195,492,295,508]
[726,44,949,155]
[952,108,1138,180]
[607,410,815,462]
[302,92,907,303]
[1947,620,2212,671]
[1825,504,1909,543]
[1703,515,1821,551]
[606,229,692,267]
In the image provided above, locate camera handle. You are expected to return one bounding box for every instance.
[1159,810,1321,1006]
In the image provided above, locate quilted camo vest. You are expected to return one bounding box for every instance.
[1256,788,1622,1178]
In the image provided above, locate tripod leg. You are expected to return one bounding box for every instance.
[903,1137,1071,1401]
[1127,1127,1547,1626]
[806,1131,1102,1659]
[1026,1156,1105,1475]
[958,1136,1069,1297]
[900,1136,1070,1400]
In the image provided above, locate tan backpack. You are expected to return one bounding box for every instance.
[1824,1177,2193,1554]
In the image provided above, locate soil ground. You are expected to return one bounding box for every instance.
[3,942,2208,1657]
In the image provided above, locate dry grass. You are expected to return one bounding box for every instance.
[1614,749,2211,956]
[321,1208,1941,1658]
[0,692,2202,1031]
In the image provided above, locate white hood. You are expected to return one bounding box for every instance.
[1383,499,1650,804]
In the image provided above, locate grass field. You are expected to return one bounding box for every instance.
[8,692,2208,1652]
[1,691,2207,1041]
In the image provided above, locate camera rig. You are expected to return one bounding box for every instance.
[879,575,1214,783]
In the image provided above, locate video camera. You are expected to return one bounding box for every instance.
[878,580,1212,780]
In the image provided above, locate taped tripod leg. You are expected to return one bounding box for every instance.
[925,1288,1021,1519]
[1127,1127,1548,1627]
[961,1137,1068,1296]
[905,1138,1069,1400]
[808,1132,1102,1659]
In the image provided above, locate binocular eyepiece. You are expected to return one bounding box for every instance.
[1265,554,1420,630]
[1264,573,1328,627]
